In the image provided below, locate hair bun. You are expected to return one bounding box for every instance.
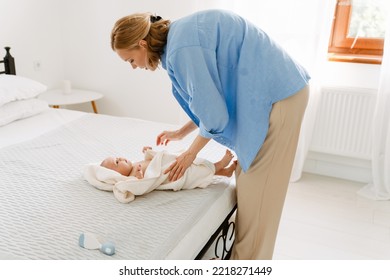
[150,15,162,23]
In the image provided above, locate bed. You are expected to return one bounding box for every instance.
[0,47,236,260]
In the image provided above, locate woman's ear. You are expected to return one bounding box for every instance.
[139,40,147,49]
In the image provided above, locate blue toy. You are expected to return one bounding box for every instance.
[79,233,115,256]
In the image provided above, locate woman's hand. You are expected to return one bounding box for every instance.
[164,150,196,181]
[156,130,182,146]
[156,120,198,146]
[164,134,211,181]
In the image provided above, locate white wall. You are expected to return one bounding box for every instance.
[0,0,197,124]
[1,0,381,124]
[59,0,198,124]
[322,62,380,89]
[0,0,64,86]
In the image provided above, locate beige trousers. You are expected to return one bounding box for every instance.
[230,85,309,260]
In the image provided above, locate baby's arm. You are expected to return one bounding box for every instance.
[142,146,152,153]
[142,146,155,161]
[134,164,144,179]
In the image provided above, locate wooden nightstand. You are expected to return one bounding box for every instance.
[38,89,103,113]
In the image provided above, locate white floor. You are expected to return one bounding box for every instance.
[273,173,390,260]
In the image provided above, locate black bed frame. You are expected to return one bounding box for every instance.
[0,45,236,260]
[0,47,16,75]
[195,204,236,260]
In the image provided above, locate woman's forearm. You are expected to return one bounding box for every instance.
[178,120,198,138]
[187,134,211,156]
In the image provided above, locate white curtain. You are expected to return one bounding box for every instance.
[289,0,336,182]
[358,14,390,200]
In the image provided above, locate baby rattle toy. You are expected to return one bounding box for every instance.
[79,232,116,256]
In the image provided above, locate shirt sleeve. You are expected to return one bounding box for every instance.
[169,46,229,138]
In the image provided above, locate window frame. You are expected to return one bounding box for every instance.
[328,0,384,64]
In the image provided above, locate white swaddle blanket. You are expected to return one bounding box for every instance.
[83,150,216,203]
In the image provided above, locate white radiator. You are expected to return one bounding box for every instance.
[310,87,377,160]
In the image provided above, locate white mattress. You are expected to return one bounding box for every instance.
[0,109,236,259]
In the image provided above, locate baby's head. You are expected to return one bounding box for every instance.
[100,156,133,176]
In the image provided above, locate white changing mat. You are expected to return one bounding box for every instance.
[0,112,235,259]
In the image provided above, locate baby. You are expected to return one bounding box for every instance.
[100,146,237,179]
[84,146,237,203]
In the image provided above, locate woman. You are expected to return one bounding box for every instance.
[111,9,310,260]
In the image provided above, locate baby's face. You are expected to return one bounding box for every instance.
[101,157,133,176]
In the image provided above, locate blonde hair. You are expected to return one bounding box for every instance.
[111,13,170,70]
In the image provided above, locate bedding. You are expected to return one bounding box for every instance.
[0,98,48,127]
[0,108,236,260]
[0,74,47,107]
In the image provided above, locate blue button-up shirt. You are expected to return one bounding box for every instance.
[160,9,310,172]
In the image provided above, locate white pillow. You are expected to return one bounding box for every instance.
[0,74,48,107]
[0,98,49,127]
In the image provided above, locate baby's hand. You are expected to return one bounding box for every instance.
[142,146,152,153]
[135,164,144,179]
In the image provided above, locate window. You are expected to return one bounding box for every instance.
[328,0,387,64]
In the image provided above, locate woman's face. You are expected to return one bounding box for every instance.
[116,40,152,70]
